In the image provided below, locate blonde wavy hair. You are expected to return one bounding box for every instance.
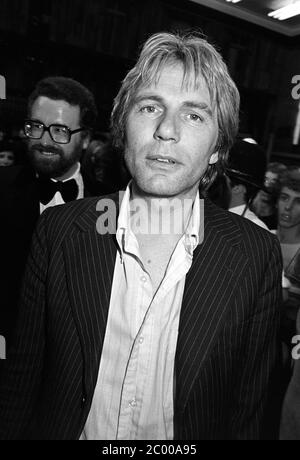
[111,31,240,190]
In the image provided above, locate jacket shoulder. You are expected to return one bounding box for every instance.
[204,199,279,255]
[36,193,120,242]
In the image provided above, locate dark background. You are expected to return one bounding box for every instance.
[0,0,299,163]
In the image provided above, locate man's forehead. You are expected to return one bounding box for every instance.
[31,96,81,124]
[32,96,80,113]
[139,61,210,92]
[282,186,300,197]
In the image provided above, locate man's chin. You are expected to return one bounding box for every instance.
[29,155,65,178]
[279,220,296,229]
[134,180,185,199]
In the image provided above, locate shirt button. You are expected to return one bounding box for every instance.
[139,336,144,344]
[141,276,147,283]
[129,398,137,407]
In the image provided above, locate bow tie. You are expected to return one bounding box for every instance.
[37,176,79,205]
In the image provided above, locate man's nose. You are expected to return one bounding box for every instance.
[284,200,293,211]
[40,129,54,145]
[154,112,179,142]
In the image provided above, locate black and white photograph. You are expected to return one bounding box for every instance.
[0,0,300,442]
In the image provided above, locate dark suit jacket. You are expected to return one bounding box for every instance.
[0,165,93,345]
[0,194,282,440]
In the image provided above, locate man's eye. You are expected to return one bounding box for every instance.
[140,106,157,114]
[31,123,43,129]
[53,126,68,134]
[187,113,203,123]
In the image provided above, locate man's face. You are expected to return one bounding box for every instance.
[265,171,278,187]
[0,150,14,166]
[278,187,300,229]
[124,62,219,200]
[27,96,88,178]
[264,171,279,195]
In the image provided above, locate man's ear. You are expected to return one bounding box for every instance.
[209,151,219,165]
[82,132,91,150]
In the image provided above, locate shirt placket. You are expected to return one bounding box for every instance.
[117,255,153,439]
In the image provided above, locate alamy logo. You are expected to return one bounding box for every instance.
[291,334,300,360]
[292,75,300,101]
[95,193,205,243]
[0,335,6,359]
[0,75,6,100]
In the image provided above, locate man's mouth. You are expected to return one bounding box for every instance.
[155,158,175,165]
[40,151,58,156]
[147,156,178,165]
[33,148,60,157]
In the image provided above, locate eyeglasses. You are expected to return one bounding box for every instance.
[24,119,85,144]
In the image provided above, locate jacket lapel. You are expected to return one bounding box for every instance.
[63,197,118,395]
[175,200,249,412]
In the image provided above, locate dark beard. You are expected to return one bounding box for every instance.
[28,143,83,178]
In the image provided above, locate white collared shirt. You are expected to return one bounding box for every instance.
[80,186,200,440]
[229,204,269,231]
[39,162,83,213]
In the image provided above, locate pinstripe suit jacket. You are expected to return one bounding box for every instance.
[0,194,282,440]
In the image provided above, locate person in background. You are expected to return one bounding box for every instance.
[252,162,287,230]
[207,140,269,230]
[24,76,98,207]
[0,76,98,348]
[276,168,300,345]
[0,141,15,167]
[225,140,269,230]
[81,136,130,195]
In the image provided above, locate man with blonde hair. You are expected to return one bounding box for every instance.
[0,32,281,440]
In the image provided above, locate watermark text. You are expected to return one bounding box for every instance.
[292,335,300,360]
[0,335,6,359]
[95,192,204,243]
[292,75,300,101]
[0,75,6,100]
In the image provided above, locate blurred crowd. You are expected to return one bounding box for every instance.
[207,142,300,350]
[207,142,300,436]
